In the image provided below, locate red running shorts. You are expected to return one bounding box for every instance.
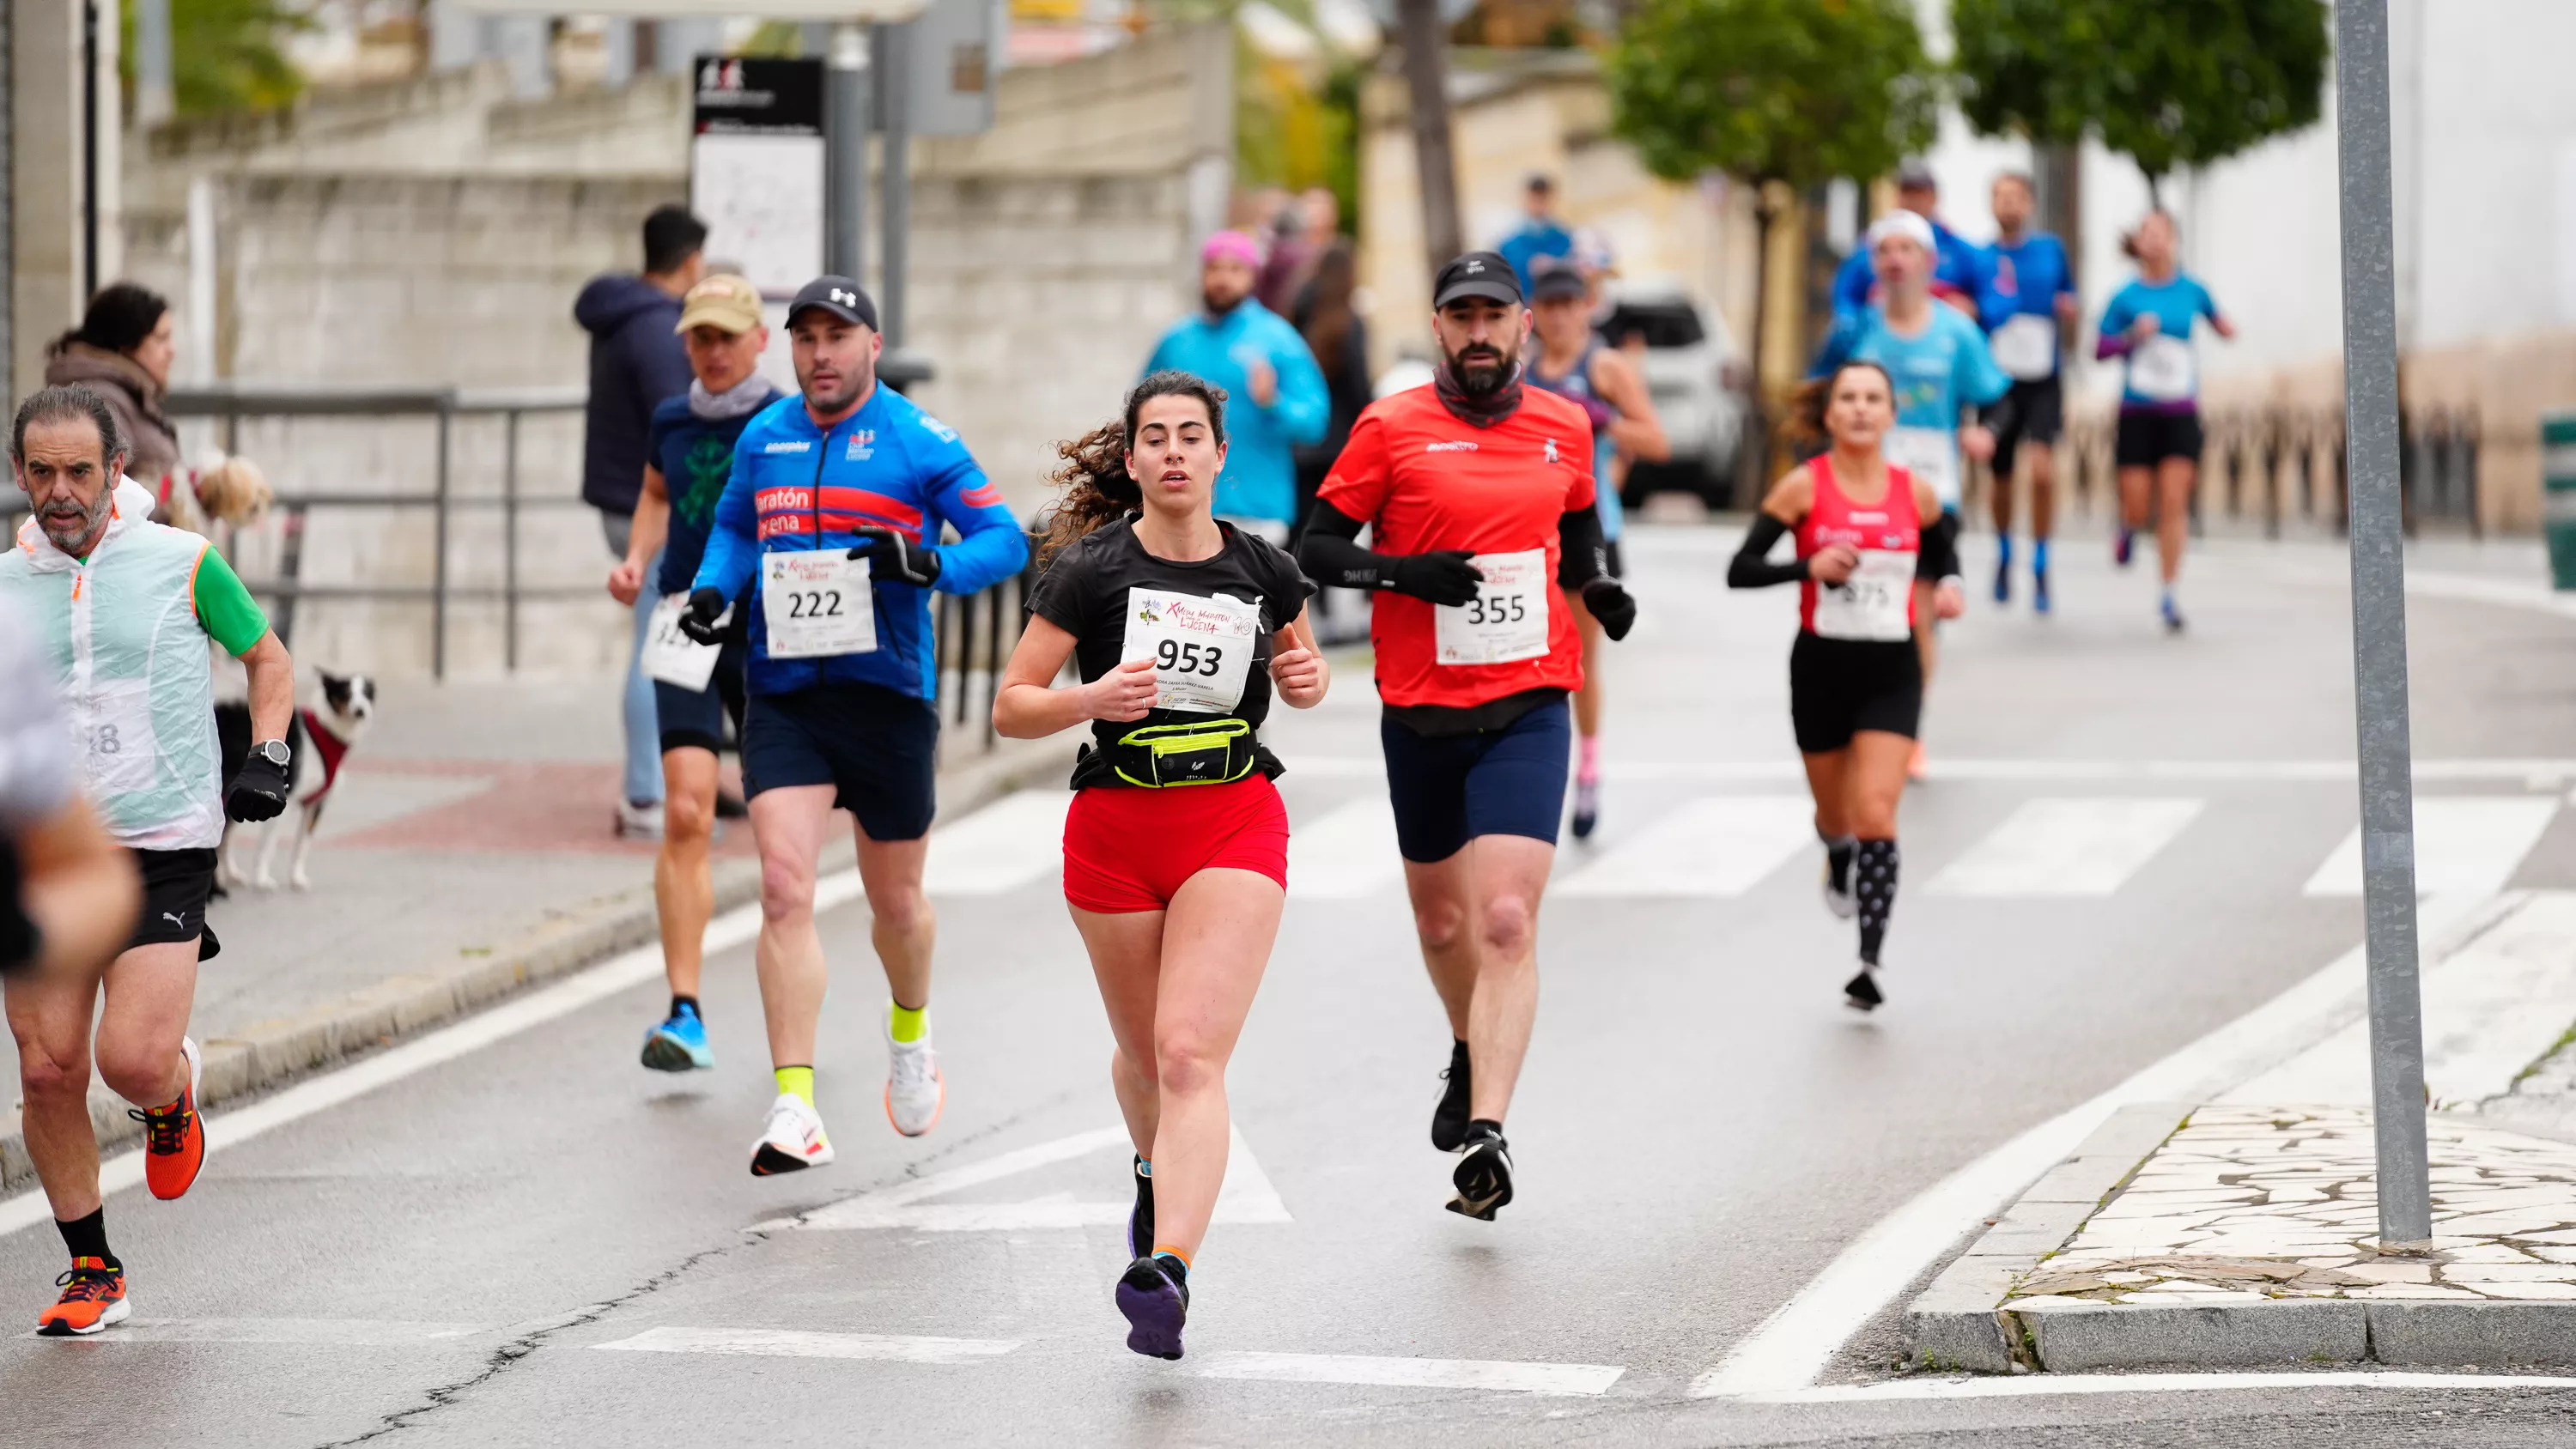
[1062,775,1291,914]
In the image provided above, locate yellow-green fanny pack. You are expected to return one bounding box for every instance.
[1111,718,1259,789]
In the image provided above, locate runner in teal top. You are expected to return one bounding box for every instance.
[2093,209,2236,633]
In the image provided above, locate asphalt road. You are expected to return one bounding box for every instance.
[10,525,2576,1446]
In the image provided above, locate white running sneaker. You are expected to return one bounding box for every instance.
[750,1093,834,1176]
[884,1020,945,1138]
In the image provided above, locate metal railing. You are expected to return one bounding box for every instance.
[166,383,590,676]
[2051,402,2482,537]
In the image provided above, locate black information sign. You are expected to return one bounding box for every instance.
[692,56,825,137]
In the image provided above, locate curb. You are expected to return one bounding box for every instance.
[0,737,1074,1196]
[1905,1102,2193,1373]
[1906,1101,2576,1373]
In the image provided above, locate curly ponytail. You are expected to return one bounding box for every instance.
[1783,360,1897,451]
[1037,370,1230,567]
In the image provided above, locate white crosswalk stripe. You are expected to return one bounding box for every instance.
[1556,796,1815,898]
[1287,796,1404,900]
[1924,797,2205,898]
[2301,795,2559,898]
[922,790,1070,896]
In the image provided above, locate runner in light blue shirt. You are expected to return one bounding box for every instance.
[1808,209,2008,779]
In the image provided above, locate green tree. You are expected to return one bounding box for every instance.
[122,0,312,118]
[1605,0,1937,481]
[1951,0,2329,204]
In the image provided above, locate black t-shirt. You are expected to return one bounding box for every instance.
[1026,518,1318,789]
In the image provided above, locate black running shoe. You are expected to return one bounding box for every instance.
[1844,965,1884,1012]
[1448,1125,1514,1220]
[1431,1040,1473,1152]
[1115,1255,1189,1360]
[1127,1155,1154,1260]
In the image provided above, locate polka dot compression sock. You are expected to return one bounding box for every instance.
[1854,839,1899,966]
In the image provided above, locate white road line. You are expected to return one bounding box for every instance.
[1286,796,1404,900]
[1689,891,2508,1398]
[1750,1370,2576,1403]
[13,1317,489,1345]
[1191,1350,1624,1396]
[2302,796,2559,898]
[922,790,1070,895]
[1556,796,1814,898]
[1925,798,2203,898]
[775,1124,1289,1231]
[593,1326,1021,1363]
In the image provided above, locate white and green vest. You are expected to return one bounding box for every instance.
[0,482,224,849]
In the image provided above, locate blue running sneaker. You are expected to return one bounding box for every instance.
[2032,568,2052,615]
[641,1001,712,1072]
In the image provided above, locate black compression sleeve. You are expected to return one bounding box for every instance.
[1917,509,1961,581]
[1556,505,1608,588]
[1727,513,1807,589]
[1296,500,1389,591]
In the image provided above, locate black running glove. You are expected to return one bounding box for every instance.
[675,586,728,645]
[1581,577,1637,641]
[1385,551,1485,607]
[226,749,292,822]
[847,527,943,588]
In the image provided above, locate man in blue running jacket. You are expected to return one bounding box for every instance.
[681,275,1029,1176]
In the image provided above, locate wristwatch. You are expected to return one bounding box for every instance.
[252,739,292,767]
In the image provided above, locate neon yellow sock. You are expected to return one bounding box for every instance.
[888,1001,929,1045]
[774,1065,815,1106]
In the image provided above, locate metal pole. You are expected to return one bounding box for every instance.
[503,409,521,672]
[827,23,872,282]
[2335,0,2432,1247]
[433,397,453,681]
[878,21,912,348]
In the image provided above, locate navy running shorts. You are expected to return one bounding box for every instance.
[1378,695,1572,864]
[741,682,940,842]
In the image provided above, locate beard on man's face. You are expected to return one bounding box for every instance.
[38,488,110,553]
[1202,286,1247,317]
[1443,338,1512,398]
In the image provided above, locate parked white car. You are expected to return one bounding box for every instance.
[1597,280,1750,506]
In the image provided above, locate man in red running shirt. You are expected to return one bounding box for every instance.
[1300,251,1635,1221]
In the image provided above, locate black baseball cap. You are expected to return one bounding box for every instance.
[1528,264,1588,302]
[1432,251,1522,310]
[787,276,880,330]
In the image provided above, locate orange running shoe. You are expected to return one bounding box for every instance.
[36,1258,129,1337]
[134,1036,205,1201]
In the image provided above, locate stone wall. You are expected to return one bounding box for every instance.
[112,28,1229,678]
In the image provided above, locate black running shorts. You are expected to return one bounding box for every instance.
[127,847,221,961]
[1788,634,1922,754]
[2115,409,2205,468]
[1987,376,2063,476]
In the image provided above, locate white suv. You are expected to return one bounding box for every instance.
[1597,281,1750,506]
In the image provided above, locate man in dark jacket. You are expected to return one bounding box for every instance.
[575,205,705,838]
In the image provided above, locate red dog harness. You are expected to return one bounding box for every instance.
[299,708,352,804]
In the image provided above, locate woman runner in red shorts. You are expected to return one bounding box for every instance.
[995,371,1327,1361]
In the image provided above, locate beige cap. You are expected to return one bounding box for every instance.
[675,274,762,335]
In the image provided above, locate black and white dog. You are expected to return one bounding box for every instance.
[216,671,378,892]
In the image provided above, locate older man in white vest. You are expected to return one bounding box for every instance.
[0,384,295,1336]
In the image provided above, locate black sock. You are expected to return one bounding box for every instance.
[671,994,700,1020]
[1854,839,1899,966]
[1466,1117,1504,1142]
[1823,830,1856,893]
[1152,1251,1189,1284]
[56,1209,115,1269]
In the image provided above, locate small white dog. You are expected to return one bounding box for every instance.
[216,671,378,892]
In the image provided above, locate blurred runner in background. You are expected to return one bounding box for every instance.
[1975,172,2080,613]
[2098,209,2236,634]
[1143,233,1331,544]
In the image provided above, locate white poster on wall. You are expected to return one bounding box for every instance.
[693,131,825,298]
